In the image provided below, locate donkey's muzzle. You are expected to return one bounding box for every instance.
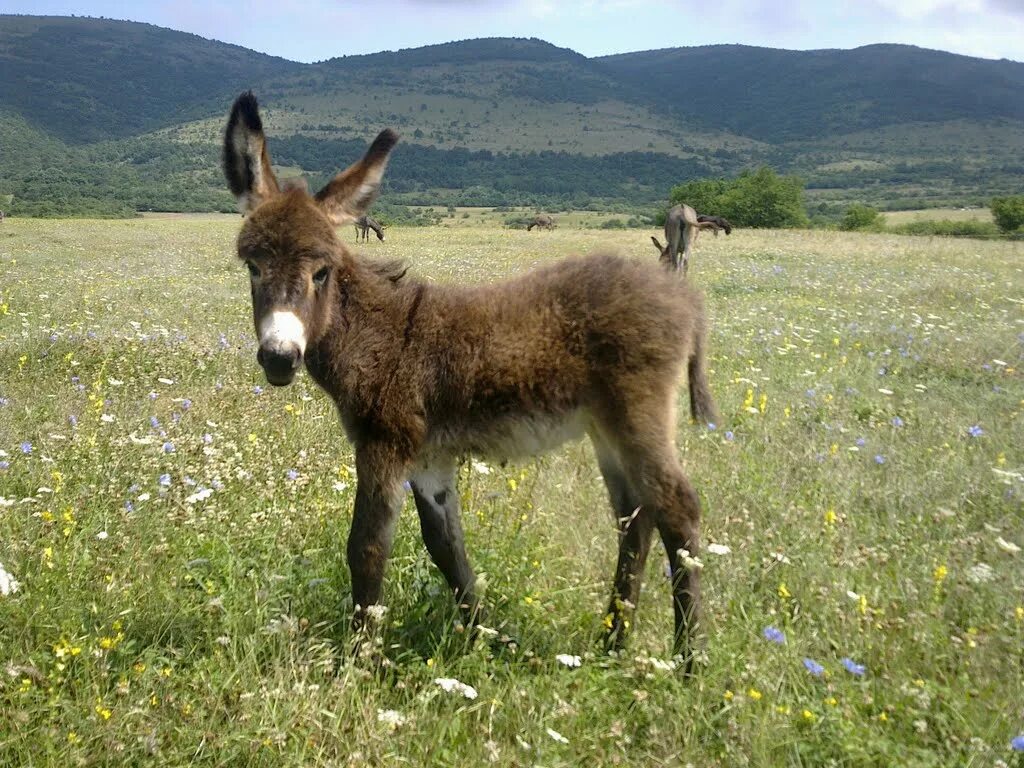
[257,345,301,386]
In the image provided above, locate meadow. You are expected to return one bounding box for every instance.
[1,219,1022,766]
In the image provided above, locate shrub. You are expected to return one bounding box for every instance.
[668,167,808,228]
[840,204,881,231]
[991,195,1024,233]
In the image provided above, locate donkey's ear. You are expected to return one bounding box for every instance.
[223,92,280,213]
[315,129,399,226]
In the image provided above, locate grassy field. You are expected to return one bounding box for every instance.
[1,220,1022,766]
[883,208,994,225]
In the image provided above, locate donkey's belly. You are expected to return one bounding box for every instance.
[432,409,589,461]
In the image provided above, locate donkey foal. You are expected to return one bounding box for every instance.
[222,92,719,666]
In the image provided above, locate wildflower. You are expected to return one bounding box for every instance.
[723,689,734,701]
[803,658,825,677]
[202,433,213,444]
[96,531,109,540]
[933,564,948,583]
[94,702,112,720]
[855,437,866,447]
[433,677,478,699]
[762,626,785,644]
[68,414,78,427]
[0,562,20,596]
[707,543,731,555]
[150,416,160,429]
[546,728,569,745]
[891,416,904,427]
[777,583,791,599]
[966,563,995,584]
[162,442,175,454]
[555,654,581,668]
[0,461,8,470]
[706,422,716,431]
[995,537,1020,555]
[181,399,192,410]
[377,709,407,730]
[748,688,763,701]
[158,473,171,487]
[967,425,983,438]
[874,454,885,464]
[802,709,816,722]
[1011,734,1024,751]
[841,657,866,676]
[724,431,734,441]
[20,442,32,454]
[253,386,264,395]
[286,469,299,481]
[824,508,837,525]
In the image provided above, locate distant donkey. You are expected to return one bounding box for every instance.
[355,214,385,242]
[222,92,718,668]
[527,213,556,231]
[652,204,733,276]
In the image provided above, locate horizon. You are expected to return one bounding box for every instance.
[2,1,1023,64]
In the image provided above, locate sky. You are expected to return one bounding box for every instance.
[4,0,1023,63]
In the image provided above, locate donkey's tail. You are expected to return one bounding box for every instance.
[687,314,719,426]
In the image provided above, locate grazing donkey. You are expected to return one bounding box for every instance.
[355,214,385,242]
[222,92,718,666]
[526,213,555,231]
[652,204,732,276]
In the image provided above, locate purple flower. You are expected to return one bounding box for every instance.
[159,474,171,486]
[841,657,866,676]
[20,442,32,454]
[805,389,816,398]
[71,376,80,384]
[149,391,158,401]
[181,399,192,410]
[762,626,785,644]
[856,437,866,447]
[202,433,213,444]
[967,425,983,438]
[874,454,885,464]
[1011,734,1024,751]
[68,415,78,427]
[253,386,264,395]
[162,442,175,454]
[124,500,134,512]
[0,397,9,407]
[150,416,160,429]
[803,658,825,676]
[891,416,904,427]
[724,431,734,441]
[707,422,717,431]
[49,333,58,342]
[0,461,9,470]
[286,469,299,481]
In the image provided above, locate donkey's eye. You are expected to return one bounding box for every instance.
[313,266,330,287]
[246,261,260,279]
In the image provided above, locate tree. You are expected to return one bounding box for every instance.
[840,204,881,231]
[668,167,808,228]
[991,196,1024,233]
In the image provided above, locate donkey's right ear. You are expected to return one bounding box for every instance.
[223,92,280,214]
[315,129,399,226]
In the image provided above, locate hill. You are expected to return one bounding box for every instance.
[0,15,1021,216]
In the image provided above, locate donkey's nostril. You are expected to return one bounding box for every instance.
[258,346,301,385]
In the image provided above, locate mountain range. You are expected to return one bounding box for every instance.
[1,14,1022,216]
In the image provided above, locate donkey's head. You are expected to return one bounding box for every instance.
[651,236,673,266]
[223,92,398,386]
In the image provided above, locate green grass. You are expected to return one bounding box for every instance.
[1,221,1022,765]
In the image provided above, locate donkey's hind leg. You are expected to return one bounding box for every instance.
[410,462,480,622]
[591,432,655,651]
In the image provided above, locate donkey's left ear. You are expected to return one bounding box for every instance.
[315,129,399,226]
[223,92,280,214]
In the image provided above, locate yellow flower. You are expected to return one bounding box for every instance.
[758,393,767,413]
[878,712,888,722]
[507,478,517,492]
[95,703,112,721]
[775,705,790,715]
[743,389,754,410]
[824,508,837,526]
[1015,606,1023,622]
[825,697,838,707]
[723,689,734,701]
[932,564,947,583]
[747,688,762,701]
[778,583,791,600]
[783,406,791,418]
[858,595,868,616]
[802,709,816,722]
[67,732,79,744]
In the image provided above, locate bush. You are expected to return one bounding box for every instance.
[840,204,881,231]
[600,218,626,229]
[887,220,999,238]
[991,195,1024,233]
[668,167,808,228]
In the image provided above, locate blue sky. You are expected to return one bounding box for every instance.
[5,1,1023,62]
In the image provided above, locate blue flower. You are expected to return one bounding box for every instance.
[874,454,885,464]
[0,461,9,470]
[762,626,786,644]
[707,422,717,431]
[159,474,171,486]
[68,415,78,427]
[286,469,299,480]
[181,399,192,410]
[841,657,866,676]
[150,416,160,429]
[162,442,175,454]
[0,397,9,407]
[202,433,213,444]
[253,386,264,395]
[967,425,983,438]
[724,431,734,441]
[124,500,134,512]
[1011,734,1024,751]
[891,416,904,427]
[856,437,866,447]
[803,658,825,676]
[805,389,816,398]
[20,442,32,454]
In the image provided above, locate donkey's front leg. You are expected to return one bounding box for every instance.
[348,443,406,635]
[410,461,480,624]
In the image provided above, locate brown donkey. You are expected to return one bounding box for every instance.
[653,204,733,276]
[222,92,718,665]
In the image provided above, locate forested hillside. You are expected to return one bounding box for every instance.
[1,15,1021,216]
